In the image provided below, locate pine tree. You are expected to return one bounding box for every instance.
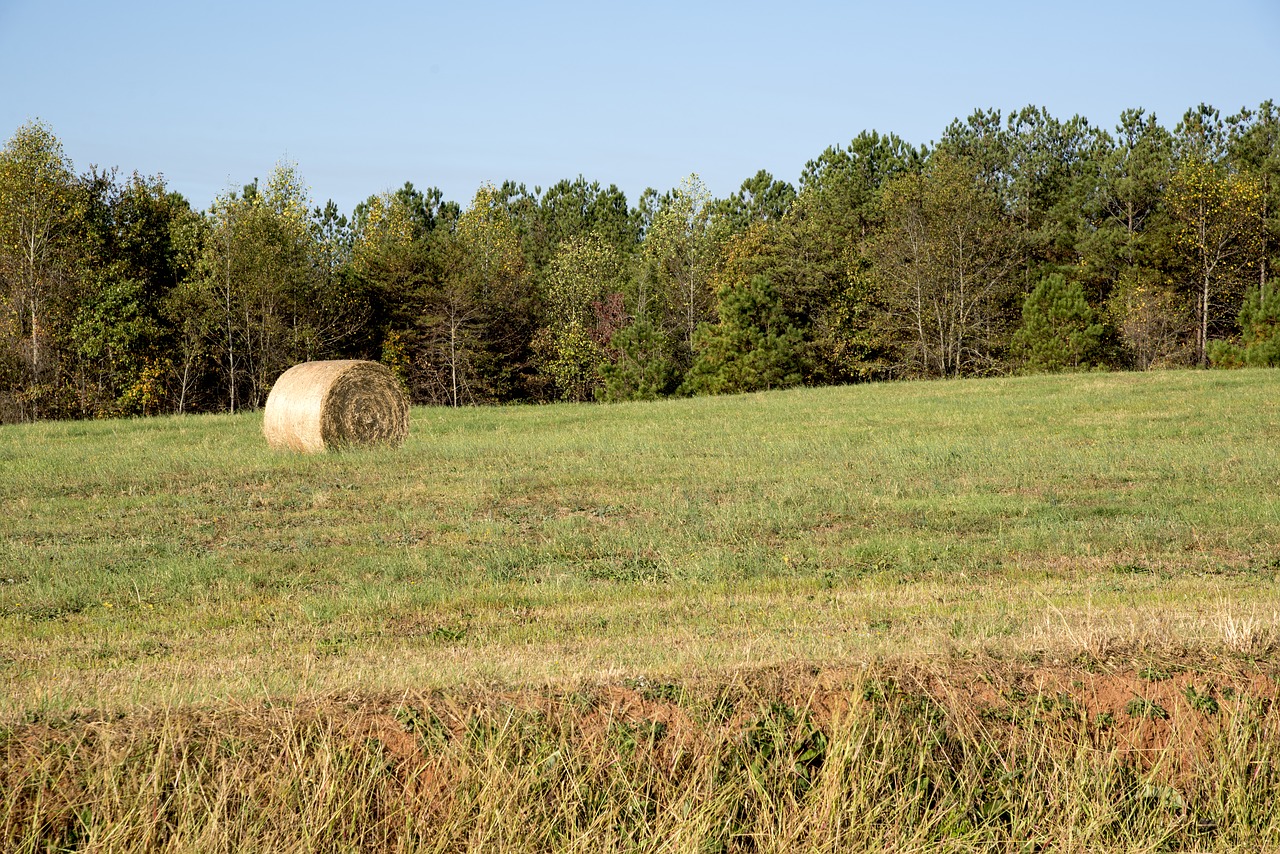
[600,317,678,401]
[1013,274,1104,371]
[680,275,803,395]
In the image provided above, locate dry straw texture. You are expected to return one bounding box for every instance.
[262,360,409,452]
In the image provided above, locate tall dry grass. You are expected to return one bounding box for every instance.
[5,664,1280,852]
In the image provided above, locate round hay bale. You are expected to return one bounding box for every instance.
[263,360,409,453]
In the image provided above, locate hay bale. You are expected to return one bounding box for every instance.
[263,360,409,452]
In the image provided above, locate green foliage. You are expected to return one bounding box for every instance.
[713,169,797,233]
[1239,286,1280,366]
[350,189,418,288]
[1212,284,1280,367]
[2,101,1279,421]
[411,184,540,405]
[1176,103,1227,165]
[379,329,412,392]
[116,357,170,416]
[529,177,638,268]
[1082,109,1174,277]
[799,130,923,235]
[790,132,922,376]
[640,174,721,358]
[70,276,160,414]
[159,273,215,414]
[197,160,342,411]
[1165,160,1266,365]
[599,317,678,401]
[0,120,85,418]
[681,275,804,395]
[872,155,1021,377]
[1013,274,1105,372]
[942,107,1108,279]
[387,180,458,237]
[1184,684,1221,715]
[541,231,624,401]
[808,262,890,383]
[1124,697,1169,720]
[541,321,603,403]
[1227,102,1280,303]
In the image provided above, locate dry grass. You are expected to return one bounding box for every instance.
[5,660,1280,852]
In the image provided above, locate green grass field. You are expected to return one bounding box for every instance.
[3,369,1280,851]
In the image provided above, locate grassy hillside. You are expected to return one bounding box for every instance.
[2,369,1277,716]
[4,369,1280,851]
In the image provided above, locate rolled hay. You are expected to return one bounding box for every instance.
[263,360,409,452]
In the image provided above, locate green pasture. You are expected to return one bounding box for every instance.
[2,369,1278,717]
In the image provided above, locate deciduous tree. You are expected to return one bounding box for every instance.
[416,185,539,404]
[871,155,1021,377]
[0,121,85,418]
[1227,102,1280,316]
[540,232,624,401]
[641,174,720,361]
[199,162,334,410]
[1165,161,1264,365]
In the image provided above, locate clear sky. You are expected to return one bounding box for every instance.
[1,0,1277,215]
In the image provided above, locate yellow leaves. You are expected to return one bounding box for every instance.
[545,231,620,325]
[351,192,414,275]
[1165,162,1265,270]
[456,185,524,281]
[263,159,312,223]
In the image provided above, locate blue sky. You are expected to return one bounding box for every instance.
[1,0,1277,215]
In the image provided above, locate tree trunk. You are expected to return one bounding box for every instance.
[28,299,39,420]
[29,301,38,380]
[1261,193,1270,306]
[450,312,459,408]
[1201,270,1210,368]
[177,350,192,415]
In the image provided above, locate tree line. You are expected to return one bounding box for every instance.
[1,101,1277,422]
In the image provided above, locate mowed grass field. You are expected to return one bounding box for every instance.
[4,369,1280,851]
[3,369,1278,713]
